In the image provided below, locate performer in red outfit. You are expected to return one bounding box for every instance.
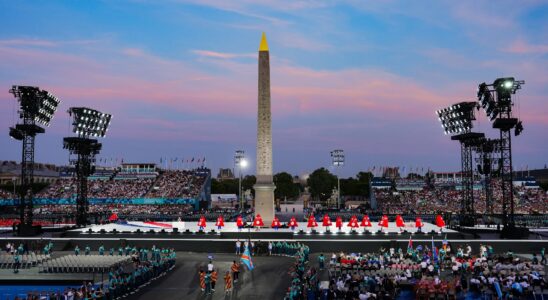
[360,215,372,232]
[288,217,298,231]
[335,216,343,231]
[215,215,224,230]
[197,215,206,231]
[253,214,264,229]
[395,214,405,232]
[307,214,318,229]
[322,214,332,231]
[271,216,281,230]
[415,216,424,233]
[347,215,359,230]
[378,215,389,232]
[236,215,244,231]
[435,215,445,233]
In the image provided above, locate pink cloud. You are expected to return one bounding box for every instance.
[1,38,544,139]
[192,50,255,59]
[505,39,548,54]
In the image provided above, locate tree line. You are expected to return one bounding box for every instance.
[211,168,374,202]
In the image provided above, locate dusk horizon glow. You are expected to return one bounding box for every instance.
[1,1,547,177]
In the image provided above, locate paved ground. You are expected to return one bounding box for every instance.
[130,252,295,300]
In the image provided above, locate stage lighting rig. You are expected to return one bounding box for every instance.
[7,86,60,235]
[474,138,501,215]
[436,102,478,135]
[69,107,112,138]
[476,77,525,235]
[436,101,484,226]
[64,107,112,226]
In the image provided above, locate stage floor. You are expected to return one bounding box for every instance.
[73,221,455,234]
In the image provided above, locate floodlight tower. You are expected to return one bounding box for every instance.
[436,102,484,226]
[474,138,501,215]
[64,107,112,226]
[8,86,60,235]
[477,78,525,236]
[330,149,345,209]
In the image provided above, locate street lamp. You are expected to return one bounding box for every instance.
[330,149,345,209]
[234,150,247,212]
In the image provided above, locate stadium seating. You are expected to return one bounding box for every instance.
[0,253,51,269]
[39,255,131,273]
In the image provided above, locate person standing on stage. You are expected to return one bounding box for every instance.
[236,240,241,255]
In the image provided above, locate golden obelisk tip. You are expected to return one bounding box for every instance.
[259,32,269,51]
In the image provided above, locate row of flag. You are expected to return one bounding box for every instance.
[95,158,125,164]
[159,157,206,164]
[368,166,432,175]
[91,157,207,164]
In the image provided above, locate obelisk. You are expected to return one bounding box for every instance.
[254,32,276,224]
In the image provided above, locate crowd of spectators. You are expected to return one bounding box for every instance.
[0,189,15,200]
[374,179,547,215]
[146,170,194,198]
[29,169,207,201]
[34,179,76,199]
[321,243,546,299]
[88,178,155,199]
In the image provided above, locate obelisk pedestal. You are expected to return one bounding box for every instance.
[254,32,275,224]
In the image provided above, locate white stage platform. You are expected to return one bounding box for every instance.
[73,221,455,234]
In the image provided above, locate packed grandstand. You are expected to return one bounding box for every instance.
[374,178,547,215]
[0,166,213,224]
[0,162,546,226]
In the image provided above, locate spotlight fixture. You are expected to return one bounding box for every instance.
[68,107,112,138]
[10,86,60,127]
[514,121,523,136]
[436,102,477,135]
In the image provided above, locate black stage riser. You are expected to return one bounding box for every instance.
[2,238,547,255]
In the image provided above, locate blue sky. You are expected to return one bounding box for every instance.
[1,0,547,177]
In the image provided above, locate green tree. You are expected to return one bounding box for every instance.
[340,177,359,196]
[211,178,238,194]
[307,168,337,202]
[357,172,372,183]
[274,172,300,200]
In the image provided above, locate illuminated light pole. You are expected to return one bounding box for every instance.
[331,150,344,209]
[234,150,247,212]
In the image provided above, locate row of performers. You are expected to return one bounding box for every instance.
[197,214,446,232]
